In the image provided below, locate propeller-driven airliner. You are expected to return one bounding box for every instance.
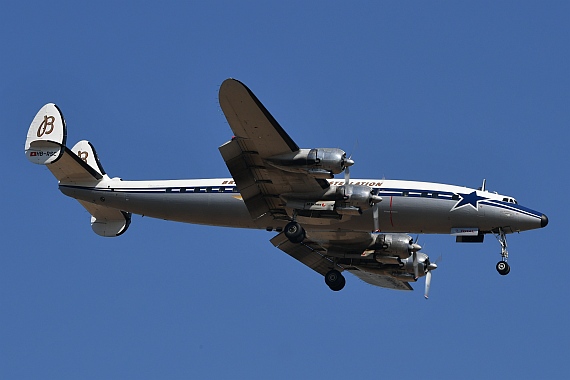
[25,79,548,298]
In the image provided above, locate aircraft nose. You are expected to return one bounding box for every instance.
[541,214,549,228]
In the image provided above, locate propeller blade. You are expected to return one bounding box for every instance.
[413,251,419,280]
[424,271,432,299]
[372,203,379,231]
[344,166,350,185]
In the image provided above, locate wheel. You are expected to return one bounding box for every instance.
[284,221,305,243]
[496,261,510,276]
[325,270,346,291]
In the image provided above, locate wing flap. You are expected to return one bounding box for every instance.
[270,232,339,276]
[219,139,281,224]
[347,268,413,291]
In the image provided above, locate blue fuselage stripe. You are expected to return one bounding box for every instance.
[59,185,543,219]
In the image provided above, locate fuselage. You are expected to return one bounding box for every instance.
[59,177,547,235]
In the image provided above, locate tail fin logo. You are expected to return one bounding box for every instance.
[37,115,55,137]
[77,151,89,163]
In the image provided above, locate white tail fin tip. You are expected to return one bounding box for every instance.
[25,103,67,165]
[71,140,106,176]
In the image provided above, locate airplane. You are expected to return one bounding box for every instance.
[25,78,548,298]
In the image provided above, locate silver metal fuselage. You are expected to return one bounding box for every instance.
[59,177,545,235]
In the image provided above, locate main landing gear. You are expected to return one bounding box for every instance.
[283,219,345,291]
[494,228,510,276]
[284,221,305,243]
[325,269,346,291]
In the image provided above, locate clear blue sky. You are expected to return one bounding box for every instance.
[2,1,568,379]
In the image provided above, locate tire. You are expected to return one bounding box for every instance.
[325,270,346,291]
[284,222,305,243]
[496,261,510,276]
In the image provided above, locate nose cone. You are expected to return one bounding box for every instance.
[541,214,548,228]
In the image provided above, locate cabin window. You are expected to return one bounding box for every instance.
[421,192,428,197]
[431,192,438,198]
[165,188,172,193]
[402,191,409,197]
[232,187,240,193]
[180,188,186,193]
[452,194,459,200]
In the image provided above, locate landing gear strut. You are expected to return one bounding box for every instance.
[494,228,510,276]
[325,269,346,291]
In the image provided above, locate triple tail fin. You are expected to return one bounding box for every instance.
[25,103,104,184]
[25,103,131,237]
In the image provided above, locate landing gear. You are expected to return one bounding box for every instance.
[325,270,346,291]
[496,261,510,275]
[494,228,510,276]
[284,221,305,243]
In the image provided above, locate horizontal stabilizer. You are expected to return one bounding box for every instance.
[78,200,131,237]
[46,146,104,184]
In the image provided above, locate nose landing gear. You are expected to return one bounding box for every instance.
[494,228,510,276]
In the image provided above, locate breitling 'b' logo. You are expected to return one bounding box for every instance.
[77,151,89,163]
[37,115,55,137]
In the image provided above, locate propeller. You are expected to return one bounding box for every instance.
[343,154,354,185]
[372,202,379,232]
[413,251,419,280]
[411,237,421,280]
[424,271,432,299]
[424,259,438,299]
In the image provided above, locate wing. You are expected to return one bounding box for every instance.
[270,232,342,276]
[347,268,413,291]
[218,79,329,226]
[271,232,413,291]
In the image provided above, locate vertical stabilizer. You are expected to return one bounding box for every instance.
[25,103,66,165]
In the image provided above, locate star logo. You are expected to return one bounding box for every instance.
[451,191,488,211]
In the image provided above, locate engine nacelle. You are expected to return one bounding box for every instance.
[400,252,431,278]
[368,234,418,259]
[265,148,352,178]
[335,184,379,213]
